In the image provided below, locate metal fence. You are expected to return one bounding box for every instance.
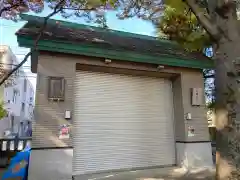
[0,138,31,152]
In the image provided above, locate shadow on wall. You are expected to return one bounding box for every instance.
[73,167,215,180]
[28,98,74,180]
[28,103,73,180]
[33,90,72,148]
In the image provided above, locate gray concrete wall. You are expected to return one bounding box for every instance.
[34,52,209,148]
[31,52,212,177]
[172,71,212,169]
[172,76,185,141]
[181,71,210,142]
[28,149,73,180]
[176,142,213,169]
[33,54,76,148]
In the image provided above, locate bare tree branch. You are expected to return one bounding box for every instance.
[0,3,20,17]
[204,74,215,78]
[62,7,96,11]
[0,1,99,86]
[0,0,65,86]
[184,0,221,40]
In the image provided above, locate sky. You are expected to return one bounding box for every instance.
[0,5,155,91]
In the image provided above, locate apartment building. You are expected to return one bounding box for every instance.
[0,45,34,138]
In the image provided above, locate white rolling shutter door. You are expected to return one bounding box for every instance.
[73,70,175,175]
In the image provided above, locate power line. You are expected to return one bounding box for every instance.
[2,73,36,77]
[2,75,37,79]
[0,62,31,68]
[4,47,29,51]
[9,76,37,78]
[0,47,29,54]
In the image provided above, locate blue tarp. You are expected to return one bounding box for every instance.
[2,147,31,180]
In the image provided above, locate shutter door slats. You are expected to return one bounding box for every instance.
[73,71,175,175]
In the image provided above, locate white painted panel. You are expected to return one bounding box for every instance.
[176,142,213,169]
[73,71,175,175]
[28,149,73,180]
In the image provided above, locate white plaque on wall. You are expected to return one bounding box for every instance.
[191,88,203,106]
[188,126,195,137]
[65,110,71,119]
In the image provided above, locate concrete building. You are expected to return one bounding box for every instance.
[0,45,34,137]
[16,14,214,180]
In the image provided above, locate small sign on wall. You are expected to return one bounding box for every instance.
[191,88,203,106]
[65,110,71,119]
[188,126,195,137]
[58,124,70,139]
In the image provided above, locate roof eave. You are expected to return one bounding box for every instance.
[17,35,214,70]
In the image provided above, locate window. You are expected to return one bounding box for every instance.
[24,79,27,92]
[14,70,20,77]
[10,115,14,132]
[48,77,65,101]
[20,122,24,136]
[21,103,25,112]
[29,97,33,104]
[12,90,18,103]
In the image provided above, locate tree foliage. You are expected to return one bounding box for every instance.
[158,3,215,112]
[0,0,214,52]
[0,0,216,115]
[0,0,44,20]
[0,102,7,120]
[158,5,211,52]
[0,0,114,25]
